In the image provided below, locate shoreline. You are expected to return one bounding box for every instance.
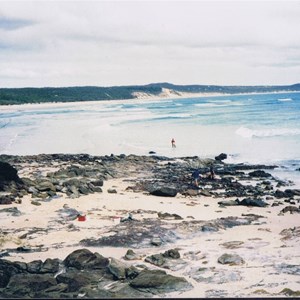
[0,153,300,298]
[0,90,299,111]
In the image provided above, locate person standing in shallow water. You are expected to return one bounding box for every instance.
[171,138,176,148]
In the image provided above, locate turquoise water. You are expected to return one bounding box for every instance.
[0,92,300,186]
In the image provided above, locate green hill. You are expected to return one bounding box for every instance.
[0,82,299,105]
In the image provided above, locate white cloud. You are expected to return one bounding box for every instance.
[0,0,300,87]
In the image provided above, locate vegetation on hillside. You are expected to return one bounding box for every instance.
[0,82,299,105]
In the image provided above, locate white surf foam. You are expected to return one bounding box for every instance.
[236,126,300,138]
[278,98,292,102]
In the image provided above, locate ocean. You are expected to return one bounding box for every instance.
[1,92,300,187]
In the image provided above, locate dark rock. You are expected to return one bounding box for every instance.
[275,189,290,198]
[27,260,43,273]
[90,179,103,187]
[124,249,140,261]
[218,253,245,265]
[108,258,128,279]
[145,254,166,267]
[31,200,41,206]
[78,185,90,195]
[215,153,227,161]
[280,206,300,214]
[218,200,239,206]
[0,250,9,258]
[41,282,69,294]
[0,161,22,185]
[0,259,28,288]
[276,189,300,198]
[35,180,56,192]
[64,248,109,270]
[279,288,300,297]
[216,216,252,228]
[149,186,177,197]
[0,207,22,216]
[199,189,212,197]
[0,195,14,205]
[4,273,57,297]
[163,249,180,259]
[237,198,268,207]
[248,170,272,178]
[40,258,60,274]
[201,224,219,232]
[88,184,102,193]
[17,246,32,252]
[120,213,135,222]
[107,188,117,194]
[183,189,199,196]
[56,271,92,292]
[126,265,140,280]
[129,269,192,293]
[158,212,182,220]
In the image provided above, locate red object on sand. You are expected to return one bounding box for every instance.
[78,215,86,221]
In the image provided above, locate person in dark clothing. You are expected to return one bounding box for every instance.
[192,169,201,186]
[207,165,215,179]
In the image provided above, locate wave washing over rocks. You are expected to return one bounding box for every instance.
[0,153,300,298]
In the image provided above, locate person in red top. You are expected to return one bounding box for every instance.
[171,138,176,148]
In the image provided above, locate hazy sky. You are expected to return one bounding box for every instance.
[0,0,300,87]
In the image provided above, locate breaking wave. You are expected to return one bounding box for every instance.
[236,126,300,138]
[278,98,292,102]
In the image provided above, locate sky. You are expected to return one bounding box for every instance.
[0,0,300,88]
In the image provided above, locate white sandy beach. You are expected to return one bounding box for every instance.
[1,174,299,298]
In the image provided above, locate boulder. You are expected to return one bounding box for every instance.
[248,170,272,178]
[280,206,300,214]
[124,249,141,261]
[218,253,245,265]
[108,258,128,280]
[215,153,227,161]
[218,200,239,206]
[149,186,177,197]
[4,273,57,297]
[78,185,90,195]
[145,254,166,267]
[40,258,60,274]
[237,198,267,207]
[90,179,104,187]
[199,189,212,197]
[35,181,56,192]
[0,162,22,184]
[56,271,92,292]
[27,260,43,273]
[64,249,109,270]
[163,249,180,259]
[129,269,192,293]
[0,195,14,205]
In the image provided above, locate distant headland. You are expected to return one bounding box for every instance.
[0,82,300,105]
